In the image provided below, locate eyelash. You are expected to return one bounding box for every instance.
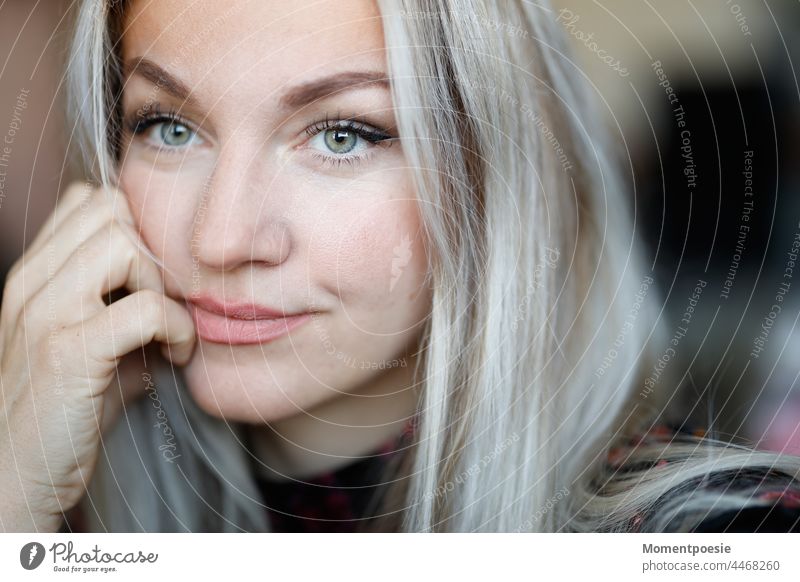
[126,107,188,139]
[303,115,395,168]
[124,107,395,168]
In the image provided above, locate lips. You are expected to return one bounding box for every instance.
[186,295,313,345]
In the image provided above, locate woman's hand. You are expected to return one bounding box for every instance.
[0,182,196,532]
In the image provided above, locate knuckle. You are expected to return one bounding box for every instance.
[93,187,132,225]
[62,180,94,209]
[94,185,113,205]
[137,289,165,326]
[64,180,92,199]
[109,189,135,224]
[108,225,138,265]
[77,220,114,258]
[65,185,108,225]
[85,188,110,219]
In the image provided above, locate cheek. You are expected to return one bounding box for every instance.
[119,166,167,239]
[118,163,203,289]
[310,183,429,328]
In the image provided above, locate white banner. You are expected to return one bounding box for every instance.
[1,533,799,580]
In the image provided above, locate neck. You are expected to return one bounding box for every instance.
[246,352,420,481]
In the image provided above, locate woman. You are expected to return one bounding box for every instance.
[1,0,799,532]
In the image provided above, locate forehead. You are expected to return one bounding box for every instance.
[121,0,387,96]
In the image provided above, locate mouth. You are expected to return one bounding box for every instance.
[186,295,314,345]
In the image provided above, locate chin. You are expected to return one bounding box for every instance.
[180,350,332,424]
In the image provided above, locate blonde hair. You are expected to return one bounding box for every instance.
[65,0,800,532]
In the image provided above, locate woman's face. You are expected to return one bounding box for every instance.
[118,0,430,423]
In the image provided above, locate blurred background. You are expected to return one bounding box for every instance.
[1,0,799,453]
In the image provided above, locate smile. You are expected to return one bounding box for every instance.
[187,296,313,345]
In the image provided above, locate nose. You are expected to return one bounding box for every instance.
[193,145,292,271]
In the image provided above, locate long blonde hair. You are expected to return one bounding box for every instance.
[66,0,800,532]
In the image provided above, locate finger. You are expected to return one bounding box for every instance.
[77,289,196,371]
[25,181,95,257]
[11,187,141,307]
[50,220,165,319]
[28,184,137,257]
[12,211,117,309]
[19,222,165,335]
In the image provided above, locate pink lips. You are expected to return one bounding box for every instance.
[187,295,313,345]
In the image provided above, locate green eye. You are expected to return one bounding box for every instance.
[305,120,392,163]
[323,128,358,154]
[159,121,194,146]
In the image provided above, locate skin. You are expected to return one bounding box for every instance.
[117,0,430,478]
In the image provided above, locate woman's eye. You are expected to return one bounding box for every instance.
[324,128,358,154]
[302,121,394,168]
[144,120,200,147]
[311,127,366,156]
[156,121,195,146]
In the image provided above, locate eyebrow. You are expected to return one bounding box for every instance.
[125,57,194,103]
[125,57,390,111]
[279,71,390,109]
